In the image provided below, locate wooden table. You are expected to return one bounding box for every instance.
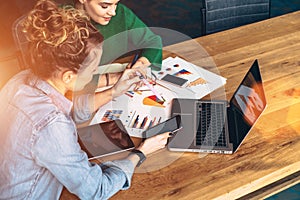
[61,11,300,199]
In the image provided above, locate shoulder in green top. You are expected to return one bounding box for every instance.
[93,3,162,70]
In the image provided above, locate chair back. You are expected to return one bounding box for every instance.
[12,15,29,70]
[203,0,270,34]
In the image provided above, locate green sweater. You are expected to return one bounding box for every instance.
[92,4,162,70]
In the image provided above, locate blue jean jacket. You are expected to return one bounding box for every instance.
[0,70,134,200]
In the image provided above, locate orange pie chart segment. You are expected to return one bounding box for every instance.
[143,95,165,108]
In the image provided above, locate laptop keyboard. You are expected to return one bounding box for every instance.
[195,102,227,147]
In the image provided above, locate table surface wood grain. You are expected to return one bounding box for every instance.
[60,11,300,200]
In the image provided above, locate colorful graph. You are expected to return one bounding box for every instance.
[187,77,207,87]
[143,95,165,107]
[127,110,162,130]
[101,110,123,122]
[173,69,192,76]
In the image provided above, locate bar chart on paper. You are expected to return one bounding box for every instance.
[90,84,176,137]
[142,95,165,107]
[153,57,227,99]
[126,111,163,130]
[90,57,227,137]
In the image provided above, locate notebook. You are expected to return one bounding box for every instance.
[77,120,135,160]
[168,60,267,154]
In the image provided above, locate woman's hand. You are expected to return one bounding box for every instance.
[127,56,150,78]
[111,68,141,98]
[136,132,170,156]
[92,68,142,113]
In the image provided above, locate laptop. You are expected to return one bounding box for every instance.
[168,60,267,154]
[77,120,135,160]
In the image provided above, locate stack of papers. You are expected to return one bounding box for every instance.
[90,57,227,137]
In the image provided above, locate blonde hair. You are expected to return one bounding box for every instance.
[22,0,103,78]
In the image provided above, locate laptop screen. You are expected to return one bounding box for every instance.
[229,60,267,149]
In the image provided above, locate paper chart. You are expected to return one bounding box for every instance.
[90,83,176,137]
[101,110,123,122]
[90,56,227,137]
[153,56,227,99]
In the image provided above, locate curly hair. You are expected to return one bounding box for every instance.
[22,0,103,78]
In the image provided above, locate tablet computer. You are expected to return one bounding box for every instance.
[77,120,135,160]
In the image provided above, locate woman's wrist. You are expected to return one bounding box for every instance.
[128,149,146,167]
[135,147,146,155]
[127,153,141,167]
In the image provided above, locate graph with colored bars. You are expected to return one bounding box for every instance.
[101,90,167,129]
[101,110,123,122]
[151,56,227,99]
[125,91,166,108]
[91,82,174,137]
[173,69,192,76]
[157,61,208,87]
[126,110,163,130]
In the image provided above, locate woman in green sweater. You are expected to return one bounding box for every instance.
[74,0,162,88]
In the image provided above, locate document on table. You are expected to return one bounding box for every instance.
[90,84,176,137]
[90,57,227,137]
[152,56,227,99]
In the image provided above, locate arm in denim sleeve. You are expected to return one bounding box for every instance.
[72,93,94,123]
[32,115,134,199]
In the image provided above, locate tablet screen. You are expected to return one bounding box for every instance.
[77,120,135,160]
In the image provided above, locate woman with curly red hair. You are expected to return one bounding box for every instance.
[0,0,169,199]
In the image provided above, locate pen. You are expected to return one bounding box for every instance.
[136,71,164,102]
[169,126,183,136]
[130,50,142,69]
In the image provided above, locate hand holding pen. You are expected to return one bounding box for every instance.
[130,52,141,68]
[128,51,154,88]
[136,71,164,102]
[128,51,162,100]
[128,51,150,71]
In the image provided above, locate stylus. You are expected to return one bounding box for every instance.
[136,71,164,102]
[169,126,183,136]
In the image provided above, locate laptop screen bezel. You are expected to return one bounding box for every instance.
[228,59,267,152]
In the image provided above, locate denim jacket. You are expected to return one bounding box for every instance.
[0,70,134,200]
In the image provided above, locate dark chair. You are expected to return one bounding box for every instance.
[202,0,270,34]
[120,0,270,41]
[122,0,206,44]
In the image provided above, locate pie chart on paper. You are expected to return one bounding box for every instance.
[142,95,165,108]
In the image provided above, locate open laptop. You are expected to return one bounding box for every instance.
[168,60,267,154]
[77,120,135,160]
